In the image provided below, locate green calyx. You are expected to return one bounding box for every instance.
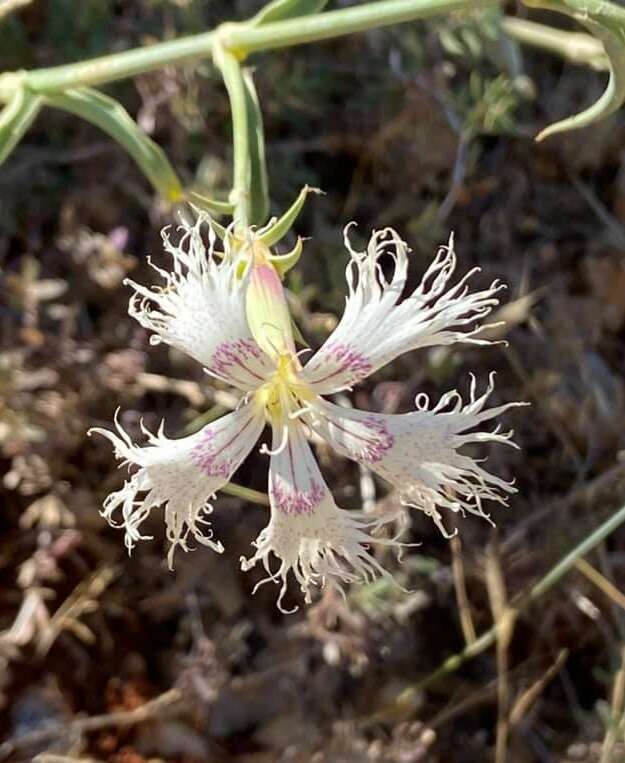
[190,184,321,279]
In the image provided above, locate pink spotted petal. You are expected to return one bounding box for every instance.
[306,374,525,536]
[240,420,398,611]
[90,402,265,567]
[126,215,275,390]
[301,227,504,393]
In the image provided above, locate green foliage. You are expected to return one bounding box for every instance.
[260,185,322,247]
[431,9,531,141]
[437,7,525,85]
[252,0,330,26]
[350,556,440,616]
[243,70,270,225]
[187,192,235,215]
[464,72,529,136]
[45,87,183,201]
[524,0,625,140]
[438,10,501,60]
[0,87,42,166]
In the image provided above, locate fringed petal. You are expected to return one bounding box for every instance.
[306,374,525,536]
[126,214,275,390]
[90,403,265,567]
[301,227,505,393]
[240,420,398,612]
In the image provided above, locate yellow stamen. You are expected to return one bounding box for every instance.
[255,353,313,425]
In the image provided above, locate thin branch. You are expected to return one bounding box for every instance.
[0,0,499,98]
[485,541,515,763]
[601,646,625,763]
[575,557,625,613]
[509,649,569,727]
[451,535,476,645]
[0,688,183,761]
[363,499,625,722]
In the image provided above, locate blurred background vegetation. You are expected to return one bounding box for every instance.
[3,1,625,761]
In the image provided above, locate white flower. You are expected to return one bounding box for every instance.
[91,213,523,610]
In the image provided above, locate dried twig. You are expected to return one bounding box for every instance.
[365,499,625,724]
[575,558,625,613]
[0,688,183,760]
[503,462,625,554]
[451,535,476,645]
[485,541,516,763]
[509,649,568,727]
[600,646,625,763]
[38,567,117,655]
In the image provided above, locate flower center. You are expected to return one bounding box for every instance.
[255,353,313,424]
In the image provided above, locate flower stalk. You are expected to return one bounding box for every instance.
[213,42,253,229]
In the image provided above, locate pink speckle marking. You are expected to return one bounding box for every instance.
[190,416,255,478]
[271,477,324,516]
[209,339,265,381]
[324,414,394,464]
[359,416,395,462]
[310,342,372,384]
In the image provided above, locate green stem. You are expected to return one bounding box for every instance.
[391,501,625,702]
[23,32,216,94]
[225,0,500,54]
[222,482,270,506]
[214,46,251,229]
[1,0,499,98]
[526,503,625,601]
[523,0,625,24]
[501,16,608,70]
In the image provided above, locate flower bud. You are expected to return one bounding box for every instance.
[245,243,295,362]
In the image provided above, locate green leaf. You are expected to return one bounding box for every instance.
[242,69,269,226]
[523,0,625,141]
[186,191,235,216]
[269,235,303,277]
[260,185,323,246]
[46,87,183,200]
[0,87,42,166]
[252,0,330,25]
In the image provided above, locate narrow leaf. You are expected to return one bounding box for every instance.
[270,235,303,277]
[186,191,235,216]
[253,0,330,26]
[0,88,42,166]
[260,185,323,246]
[523,0,625,140]
[46,87,183,201]
[242,69,269,226]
